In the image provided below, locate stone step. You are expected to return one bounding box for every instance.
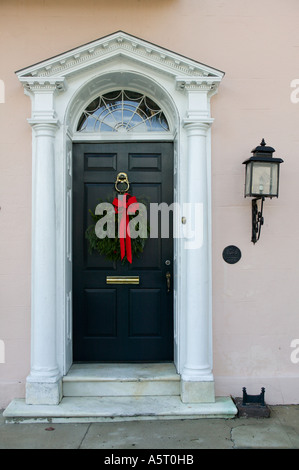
[63,363,181,397]
[3,396,238,423]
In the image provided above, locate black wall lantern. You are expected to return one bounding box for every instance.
[243,139,284,244]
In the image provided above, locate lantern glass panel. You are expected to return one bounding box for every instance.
[251,162,279,197]
[245,162,252,196]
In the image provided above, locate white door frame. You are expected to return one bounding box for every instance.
[16,32,224,405]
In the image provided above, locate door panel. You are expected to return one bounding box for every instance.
[73,142,173,362]
[129,289,161,337]
[84,289,117,337]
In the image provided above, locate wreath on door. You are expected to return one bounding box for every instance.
[85,173,150,264]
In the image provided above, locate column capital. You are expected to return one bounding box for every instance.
[28,118,60,132]
[183,118,214,135]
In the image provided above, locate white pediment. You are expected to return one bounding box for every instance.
[16,31,224,91]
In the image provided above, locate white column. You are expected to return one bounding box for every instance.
[181,115,215,403]
[25,119,62,405]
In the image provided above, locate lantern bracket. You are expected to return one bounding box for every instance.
[252,197,264,244]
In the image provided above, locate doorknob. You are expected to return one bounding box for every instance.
[166,271,171,293]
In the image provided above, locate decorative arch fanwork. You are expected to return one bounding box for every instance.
[16,31,225,409]
[66,68,179,139]
[77,89,170,133]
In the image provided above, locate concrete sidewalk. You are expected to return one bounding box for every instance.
[1,405,299,449]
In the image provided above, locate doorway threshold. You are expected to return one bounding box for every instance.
[4,396,237,423]
[4,363,238,422]
[63,363,180,398]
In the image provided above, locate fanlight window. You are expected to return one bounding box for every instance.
[77,90,169,133]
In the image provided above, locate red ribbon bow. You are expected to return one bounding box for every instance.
[112,193,139,263]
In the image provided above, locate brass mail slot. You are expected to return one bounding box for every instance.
[106,276,140,285]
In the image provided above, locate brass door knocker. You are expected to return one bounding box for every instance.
[115,172,130,194]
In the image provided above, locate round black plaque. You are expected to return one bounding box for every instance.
[222,245,241,264]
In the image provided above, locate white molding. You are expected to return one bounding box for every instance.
[16,31,224,83]
[18,77,67,92]
[64,68,179,135]
[72,132,175,142]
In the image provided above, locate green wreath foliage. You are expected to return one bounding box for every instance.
[85,198,150,263]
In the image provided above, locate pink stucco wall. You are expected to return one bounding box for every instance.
[1,0,299,407]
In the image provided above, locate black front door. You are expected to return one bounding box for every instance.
[73,142,174,362]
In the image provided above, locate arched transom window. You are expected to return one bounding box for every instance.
[77,90,170,133]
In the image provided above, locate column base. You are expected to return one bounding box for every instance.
[181,380,215,404]
[26,376,62,405]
